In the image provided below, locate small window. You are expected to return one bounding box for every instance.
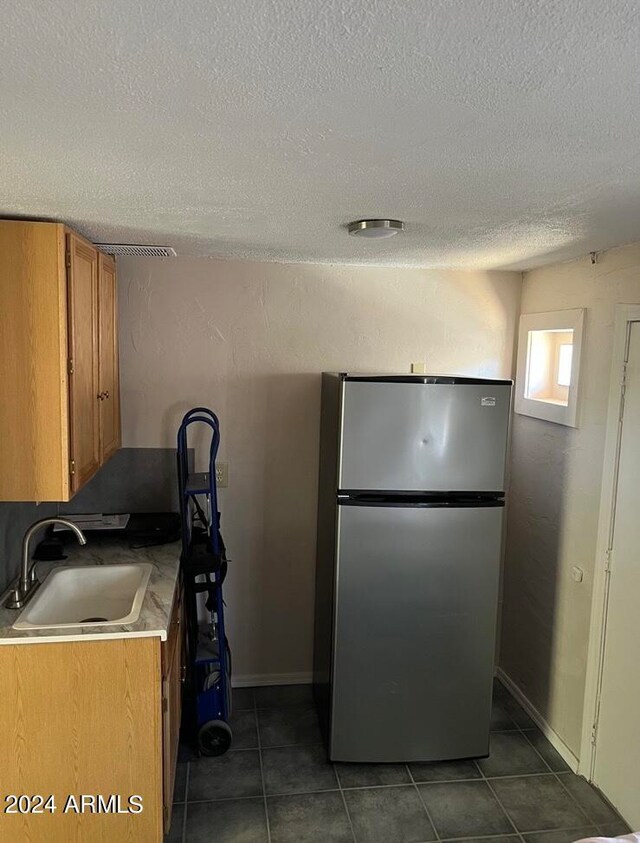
[516,309,584,427]
[524,329,574,406]
[557,343,573,387]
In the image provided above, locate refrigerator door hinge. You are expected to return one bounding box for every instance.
[65,250,71,269]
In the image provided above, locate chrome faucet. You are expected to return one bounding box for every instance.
[4,518,87,610]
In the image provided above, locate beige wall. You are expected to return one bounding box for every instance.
[501,242,640,757]
[118,257,521,682]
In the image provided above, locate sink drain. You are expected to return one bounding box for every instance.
[80,617,108,623]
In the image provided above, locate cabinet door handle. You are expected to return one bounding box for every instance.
[180,664,187,683]
[104,391,110,399]
[97,392,104,401]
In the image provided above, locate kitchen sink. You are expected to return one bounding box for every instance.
[12,563,153,630]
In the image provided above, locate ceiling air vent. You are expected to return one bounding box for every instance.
[95,244,177,258]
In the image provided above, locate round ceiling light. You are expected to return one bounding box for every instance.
[347,219,405,239]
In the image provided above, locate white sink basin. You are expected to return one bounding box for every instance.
[13,563,153,630]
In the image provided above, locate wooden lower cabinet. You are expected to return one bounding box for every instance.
[0,594,184,843]
[162,585,184,833]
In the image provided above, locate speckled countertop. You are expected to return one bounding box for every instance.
[0,537,180,645]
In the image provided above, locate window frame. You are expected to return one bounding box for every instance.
[515,308,585,427]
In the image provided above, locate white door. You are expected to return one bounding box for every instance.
[593,320,640,828]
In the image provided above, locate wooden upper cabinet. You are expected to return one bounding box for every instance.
[67,233,100,493]
[0,220,121,501]
[98,252,121,463]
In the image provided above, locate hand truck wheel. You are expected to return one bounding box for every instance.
[198,719,232,757]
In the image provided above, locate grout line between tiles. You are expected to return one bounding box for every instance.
[439,835,519,842]
[476,759,526,843]
[509,708,598,826]
[422,771,564,783]
[515,719,568,775]
[255,707,272,843]
[333,761,358,843]
[228,742,336,754]
[343,780,456,790]
[259,740,325,751]
[184,777,575,803]
[491,687,606,834]
[188,793,276,805]
[552,771,605,827]
[223,744,263,752]
[264,786,343,799]
[408,763,441,842]
[440,829,594,842]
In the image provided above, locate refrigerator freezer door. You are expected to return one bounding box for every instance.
[330,502,503,762]
[339,381,511,492]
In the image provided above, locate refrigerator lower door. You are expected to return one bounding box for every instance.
[330,501,503,762]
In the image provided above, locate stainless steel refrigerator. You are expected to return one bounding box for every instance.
[313,373,512,762]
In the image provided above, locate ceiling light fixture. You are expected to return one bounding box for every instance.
[347,219,404,239]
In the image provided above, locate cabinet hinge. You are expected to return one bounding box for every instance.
[65,251,71,269]
[591,722,598,746]
[68,358,74,376]
[69,459,75,476]
[604,548,612,573]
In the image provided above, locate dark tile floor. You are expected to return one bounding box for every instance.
[167,680,631,843]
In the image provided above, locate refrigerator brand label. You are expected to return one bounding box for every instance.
[481,396,496,406]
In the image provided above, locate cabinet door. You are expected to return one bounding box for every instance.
[163,592,184,833]
[98,253,121,462]
[67,233,100,493]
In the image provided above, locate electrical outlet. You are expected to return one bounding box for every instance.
[215,463,228,488]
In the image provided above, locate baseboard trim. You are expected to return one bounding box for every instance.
[232,672,313,688]
[496,668,580,773]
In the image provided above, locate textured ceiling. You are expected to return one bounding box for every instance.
[2,1,640,269]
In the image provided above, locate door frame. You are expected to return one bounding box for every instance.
[579,303,640,777]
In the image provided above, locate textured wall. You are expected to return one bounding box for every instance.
[501,241,640,757]
[118,256,521,681]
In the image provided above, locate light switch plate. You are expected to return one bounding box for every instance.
[215,463,228,488]
[411,362,427,374]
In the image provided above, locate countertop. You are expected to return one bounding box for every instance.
[0,536,181,645]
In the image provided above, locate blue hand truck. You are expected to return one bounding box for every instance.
[177,407,232,756]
